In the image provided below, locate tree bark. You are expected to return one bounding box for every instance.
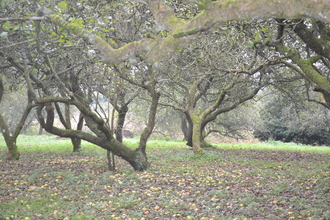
[138,90,160,151]
[0,103,34,159]
[191,116,203,154]
[180,112,189,141]
[38,124,43,135]
[115,105,128,143]
[138,66,160,153]
[0,114,20,160]
[72,113,84,152]
[107,150,115,171]
[4,136,20,160]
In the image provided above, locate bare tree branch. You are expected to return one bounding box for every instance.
[0,39,35,50]
[0,17,44,22]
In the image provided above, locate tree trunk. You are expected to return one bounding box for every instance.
[72,113,84,152]
[107,150,115,171]
[184,112,208,151]
[115,105,128,143]
[0,117,20,160]
[186,120,193,147]
[191,120,204,154]
[0,62,36,160]
[4,136,20,160]
[110,104,128,172]
[71,138,82,152]
[0,80,20,159]
[128,148,149,171]
[186,111,204,154]
[101,139,148,171]
[38,123,43,135]
[180,113,189,141]
[185,119,212,149]
[138,92,160,152]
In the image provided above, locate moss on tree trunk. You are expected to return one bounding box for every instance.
[71,138,82,152]
[191,114,204,155]
[5,137,20,160]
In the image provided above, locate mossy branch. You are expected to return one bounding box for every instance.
[176,0,330,35]
[48,15,152,65]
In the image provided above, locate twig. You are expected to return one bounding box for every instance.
[0,17,45,22]
[0,39,35,49]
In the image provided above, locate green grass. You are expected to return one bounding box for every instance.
[214,140,330,154]
[0,135,330,219]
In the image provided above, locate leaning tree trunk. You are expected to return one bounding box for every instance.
[126,148,149,171]
[0,107,33,160]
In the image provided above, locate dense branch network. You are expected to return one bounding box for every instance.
[46,0,330,65]
[1,0,330,65]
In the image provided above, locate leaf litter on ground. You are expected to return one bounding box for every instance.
[0,136,329,219]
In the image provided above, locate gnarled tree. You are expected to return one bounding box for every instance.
[2,0,330,164]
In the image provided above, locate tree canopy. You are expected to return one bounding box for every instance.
[43,0,330,65]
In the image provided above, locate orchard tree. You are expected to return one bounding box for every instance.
[1,0,330,167]
[35,2,160,170]
[0,67,36,160]
[0,0,42,159]
[0,0,88,155]
[156,23,280,153]
[0,0,157,170]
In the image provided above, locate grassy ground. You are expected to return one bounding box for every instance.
[0,135,330,220]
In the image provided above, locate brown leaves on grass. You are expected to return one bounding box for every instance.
[0,145,329,219]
